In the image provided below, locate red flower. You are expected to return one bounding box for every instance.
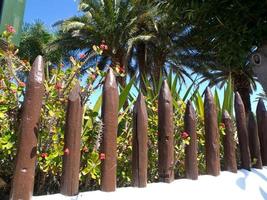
[79,53,86,59]
[99,44,108,50]
[64,148,70,155]
[99,153,106,160]
[6,25,16,33]
[181,131,189,139]
[83,146,89,153]
[55,82,63,90]
[118,66,125,73]
[18,81,26,87]
[220,122,225,129]
[41,153,48,158]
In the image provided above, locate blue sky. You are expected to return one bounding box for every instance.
[24,0,79,30]
[23,0,264,112]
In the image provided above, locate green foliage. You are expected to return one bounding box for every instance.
[19,22,63,64]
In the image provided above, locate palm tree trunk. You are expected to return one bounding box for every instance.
[233,75,251,113]
[153,52,166,81]
[137,43,147,93]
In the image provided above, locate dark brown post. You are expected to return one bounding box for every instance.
[158,80,174,183]
[256,99,267,165]
[248,112,262,169]
[61,83,83,196]
[204,87,220,176]
[10,56,45,200]
[222,111,237,173]
[100,68,119,192]
[234,92,251,170]
[184,100,198,180]
[132,92,148,187]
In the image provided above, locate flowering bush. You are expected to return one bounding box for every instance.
[0,30,236,197]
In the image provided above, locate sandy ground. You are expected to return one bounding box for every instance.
[33,167,267,200]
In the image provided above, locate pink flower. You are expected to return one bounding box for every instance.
[118,66,125,73]
[6,25,16,33]
[99,153,106,160]
[64,148,70,155]
[99,44,108,50]
[181,131,189,139]
[79,53,86,59]
[55,82,63,90]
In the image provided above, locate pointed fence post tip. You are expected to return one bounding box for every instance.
[68,83,81,101]
[30,55,45,83]
[105,68,117,86]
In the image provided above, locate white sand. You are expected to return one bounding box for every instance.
[33,167,267,200]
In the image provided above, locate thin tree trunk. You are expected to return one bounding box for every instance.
[233,75,251,113]
[153,52,165,82]
[137,43,147,93]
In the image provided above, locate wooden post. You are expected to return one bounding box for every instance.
[132,92,148,187]
[204,87,220,176]
[158,80,174,183]
[256,99,267,165]
[222,111,237,173]
[100,68,119,192]
[10,56,45,200]
[61,83,83,196]
[234,92,251,170]
[184,100,198,180]
[248,112,262,169]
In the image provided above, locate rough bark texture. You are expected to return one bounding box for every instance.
[234,92,251,170]
[61,84,83,196]
[204,87,220,176]
[233,75,252,113]
[256,99,267,165]
[100,68,119,192]
[184,101,198,180]
[10,56,45,200]
[158,80,174,183]
[132,92,148,187]
[222,111,237,173]
[247,112,262,169]
[137,43,147,93]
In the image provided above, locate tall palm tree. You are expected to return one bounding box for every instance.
[52,0,155,79]
[129,1,212,91]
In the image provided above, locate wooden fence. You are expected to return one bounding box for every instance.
[10,56,267,199]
